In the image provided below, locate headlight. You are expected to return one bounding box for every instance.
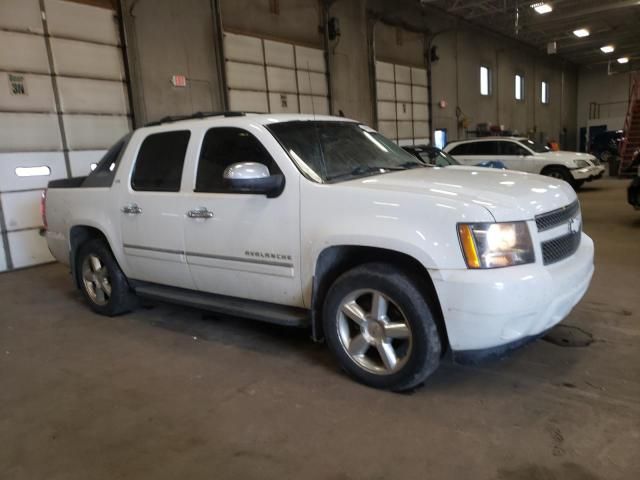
[574,159,589,168]
[458,222,535,269]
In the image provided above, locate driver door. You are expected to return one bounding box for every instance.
[182,126,303,307]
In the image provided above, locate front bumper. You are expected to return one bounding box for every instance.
[430,232,594,357]
[571,166,605,181]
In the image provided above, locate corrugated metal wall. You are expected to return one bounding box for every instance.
[0,0,130,271]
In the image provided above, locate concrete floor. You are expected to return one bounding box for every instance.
[1,178,639,479]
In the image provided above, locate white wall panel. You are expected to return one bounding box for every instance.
[297,71,327,96]
[1,190,43,231]
[414,121,429,138]
[376,62,394,82]
[396,102,412,121]
[295,46,325,72]
[412,103,429,121]
[44,0,120,45]
[378,121,397,139]
[8,229,54,269]
[395,84,411,102]
[398,121,413,139]
[226,62,266,91]
[377,101,396,121]
[0,31,49,74]
[63,115,130,150]
[57,77,128,114]
[0,0,43,33]
[268,93,298,114]
[0,152,66,191]
[0,73,56,112]
[69,150,106,177]
[50,38,124,80]
[264,40,295,68]
[394,65,411,84]
[267,67,297,93]
[228,90,268,112]
[376,81,395,101]
[411,67,427,86]
[224,33,263,64]
[412,86,428,103]
[0,113,62,151]
[299,95,329,115]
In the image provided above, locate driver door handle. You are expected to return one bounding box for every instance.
[121,203,142,215]
[187,207,214,219]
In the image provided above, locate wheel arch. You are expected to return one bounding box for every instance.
[69,225,110,288]
[540,164,570,175]
[310,245,449,353]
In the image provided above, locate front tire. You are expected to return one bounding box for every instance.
[76,238,137,316]
[542,166,580,189]
[323,263,441,391]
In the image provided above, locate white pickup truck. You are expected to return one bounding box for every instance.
[44,113,595,391]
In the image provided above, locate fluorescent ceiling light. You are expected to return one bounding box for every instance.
[531,3,552,14]
[617,57,629,64]
[600,45,615,53]
[573,29,590,38]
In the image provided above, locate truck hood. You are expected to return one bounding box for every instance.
[346,166,577,221]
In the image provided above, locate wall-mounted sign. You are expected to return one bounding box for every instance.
[171,75,187,87]
[280,93,288,108]
[9,74,26,95]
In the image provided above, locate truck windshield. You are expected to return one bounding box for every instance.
[519,138,550,153]
[267,121,423,183]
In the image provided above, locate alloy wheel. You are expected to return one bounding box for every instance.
[81,254,112,306]
[336,289,412,375]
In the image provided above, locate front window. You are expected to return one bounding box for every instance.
[419,148,460,167]
[267,121,423,183]
[519,138,550,153]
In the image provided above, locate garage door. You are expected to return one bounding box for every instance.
[0,0,131,272]
[375,61,429,146]
[223,31,329,115]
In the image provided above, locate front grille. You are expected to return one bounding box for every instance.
[535,201,580,232]
[541,231,581,265]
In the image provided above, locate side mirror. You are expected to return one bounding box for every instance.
[223,162,284,198]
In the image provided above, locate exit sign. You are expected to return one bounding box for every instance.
[171,75,187,87]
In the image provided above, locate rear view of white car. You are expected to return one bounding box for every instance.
[444,137,605,189]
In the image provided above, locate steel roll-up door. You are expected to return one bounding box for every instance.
[0,0,131,272]
[376,60,429,146]
[223,31,329,115]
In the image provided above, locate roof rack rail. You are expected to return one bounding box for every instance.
[144,111,248,127]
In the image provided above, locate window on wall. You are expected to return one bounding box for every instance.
[515,74,524,101]
[541,81,550,104]
[480,66,491,96]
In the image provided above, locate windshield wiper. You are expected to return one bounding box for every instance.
[329,165,407,181]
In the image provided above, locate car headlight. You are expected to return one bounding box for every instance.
[574,159,590,169]
[458,222,535,269]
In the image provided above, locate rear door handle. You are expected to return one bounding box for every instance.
[121,204,142,215]
[187,207,214,219]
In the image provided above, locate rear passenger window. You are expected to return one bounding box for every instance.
[449,144,469,155]
[195,127,279,193]
[500,142,529,156]
[131,131,190,192]
[473,142,499,155]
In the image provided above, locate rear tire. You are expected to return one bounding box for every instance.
[322,263,441,391]
[76,238,137,316]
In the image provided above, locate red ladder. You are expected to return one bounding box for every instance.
[619,73,640,176]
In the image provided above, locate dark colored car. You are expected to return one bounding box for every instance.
[403,145,506,169]
[590,130,623,162]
